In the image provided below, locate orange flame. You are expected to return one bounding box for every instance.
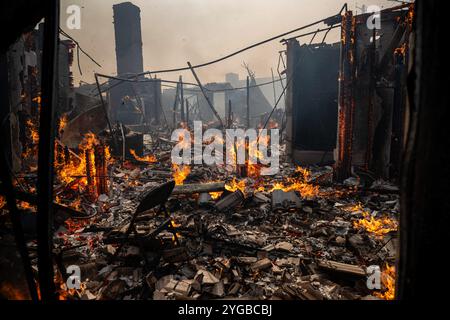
[26,120,39,145]
[22,119,39,163]
[352,205,398,238]
[268,167,319,198]
[170,219,182,242]
[209,191,223,200]
[225,178,246,194]
[129,149,157,163]
[17,201,34,211]
[32,95,41,106]
[172,164,191,185]
[56,132,107,195]
[374,263,396,300]
[58,114,68,137]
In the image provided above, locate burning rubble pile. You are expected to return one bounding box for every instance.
[0,116,399,301]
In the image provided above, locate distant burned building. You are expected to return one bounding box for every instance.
[2,23,75,171]
[109,1,162,126]
[194,76,274,128]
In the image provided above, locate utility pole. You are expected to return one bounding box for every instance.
[185,99,189,127]
[172,82,180,128]
[271,68,277,105]
[180,75,185,123]
[246,76,250,128]
[37,0,59,300]
[227,99,232,128]
[187,62,224,129]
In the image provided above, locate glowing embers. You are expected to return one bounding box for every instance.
[22,119,40,168]
[209,191,222,200]
[64,217,90,234]
[170,219,182,243]
[55,270,86,300]
[0,195,6,209]
[17,200,35,211]
[0,282,29,300]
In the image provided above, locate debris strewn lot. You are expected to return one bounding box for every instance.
[1,131,398,300]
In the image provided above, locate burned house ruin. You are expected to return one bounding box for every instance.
[285,5,411,183]
[1,0,447,303]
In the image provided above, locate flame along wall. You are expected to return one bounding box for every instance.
[335,10,356,182]
[335,5,412,181]
[284,5,412,180]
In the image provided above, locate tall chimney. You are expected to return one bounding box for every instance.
[110,2,145,125]
[113,2,144,76]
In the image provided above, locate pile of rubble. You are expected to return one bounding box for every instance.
[1,130,399,301]
[52,140,400,300]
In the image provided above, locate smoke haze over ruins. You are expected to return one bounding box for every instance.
[61,0,392,85]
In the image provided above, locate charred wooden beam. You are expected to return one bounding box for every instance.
[378,23,407,77]
[215,190,245,212]
[364,28,377,171]
[335,11,356,182]
[317,259,366,277]
[389,49,407,179]
[36,0,59,300]
[227,99,232,129]
[95,144,108,196]
[172,182,225,195]
[0,187,88,217]
[85,148,96,199]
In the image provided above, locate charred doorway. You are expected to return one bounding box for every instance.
[287,40,340,165]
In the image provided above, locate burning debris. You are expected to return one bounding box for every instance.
[129,149,157,163]
[374,263,396,300]
[0,110,400,301]
[0,0,417,302]
[352,204,398,238]
[172,164,191,185]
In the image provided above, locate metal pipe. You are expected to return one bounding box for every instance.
[246,76,250,128]
[180,76,185,123]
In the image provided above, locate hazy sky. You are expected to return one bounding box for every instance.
[60,0,393,85]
